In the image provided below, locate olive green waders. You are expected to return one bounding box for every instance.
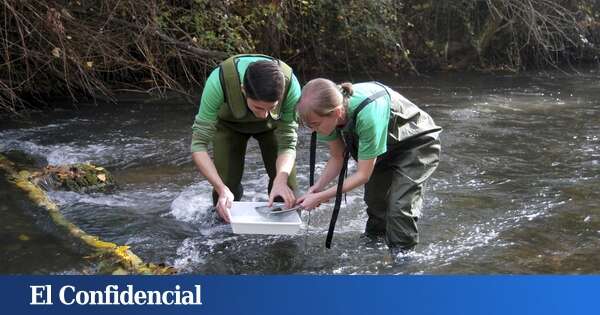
[211,121,298,204]
[361,87,441,251]
[364,134,441,250]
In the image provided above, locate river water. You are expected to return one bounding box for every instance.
[1,70,599,274]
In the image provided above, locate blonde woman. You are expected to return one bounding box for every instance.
[296,79,441,255]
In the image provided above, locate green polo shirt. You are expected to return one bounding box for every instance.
[318,82,391,160]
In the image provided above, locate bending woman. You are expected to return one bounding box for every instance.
[296,79,441,254]
[191,54,300,222]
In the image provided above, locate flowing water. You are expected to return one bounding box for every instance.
[1,70,599,274]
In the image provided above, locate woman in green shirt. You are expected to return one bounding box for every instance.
[296,78,442,254]
[191,54,301,222]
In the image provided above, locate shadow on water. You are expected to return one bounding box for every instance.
[1,70,599,274]
[0,178,90,274]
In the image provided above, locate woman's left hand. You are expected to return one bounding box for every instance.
[299,192,326,210]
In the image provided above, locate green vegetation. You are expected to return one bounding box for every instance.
[1,0,598,113]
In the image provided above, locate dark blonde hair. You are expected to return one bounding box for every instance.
[297,78,353,123]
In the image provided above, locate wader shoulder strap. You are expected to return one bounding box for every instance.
[220,55,247,119]
[325,88,388,249]
[346,89,388,129]
[325,149,350,248]
[309,132,317,186]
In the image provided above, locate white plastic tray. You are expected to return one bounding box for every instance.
[228,202,302,235]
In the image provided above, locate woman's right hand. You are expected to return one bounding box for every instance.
[296,185,321,208]
[216,186,234,223]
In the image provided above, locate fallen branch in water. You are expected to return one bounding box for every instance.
[0,153,176,275]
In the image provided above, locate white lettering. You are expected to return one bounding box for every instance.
[146,290,161,305]
[182,291,194,305]
[134,290,146,304]
[30,285,52,305]
[51,283,203,306]
[59,285,76,305]
[119,285,134,305]
[105,285,119,305]
[162,291,174,305]
[174,285,181,304]
[195,285,202,305]
[88,290,104,305]
[75,290,89,305]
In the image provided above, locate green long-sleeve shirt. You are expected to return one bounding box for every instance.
[191,56,301,154]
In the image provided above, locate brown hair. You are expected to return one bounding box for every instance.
[297,78,353,123]
[243,60,285,102]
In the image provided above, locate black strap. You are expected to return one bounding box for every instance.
[309,131,317,187]
[325,149,350,248]
[346,89,388,128]
[325,88,388,249]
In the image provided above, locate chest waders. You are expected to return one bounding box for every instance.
[309,89,388,249]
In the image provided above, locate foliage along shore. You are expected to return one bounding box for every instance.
[1,0,599,114]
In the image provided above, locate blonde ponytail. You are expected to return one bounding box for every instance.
[339,82,354,98]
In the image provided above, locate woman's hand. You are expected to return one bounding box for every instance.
[216,186,234,223]
[298,191,328,210]
[268,177,296,209]
[296,185,320,206]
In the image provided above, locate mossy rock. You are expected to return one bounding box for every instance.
[33,163,117,193]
